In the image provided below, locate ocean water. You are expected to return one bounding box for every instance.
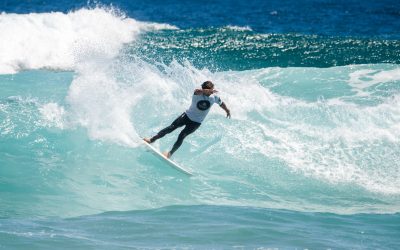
[1,0,400,249]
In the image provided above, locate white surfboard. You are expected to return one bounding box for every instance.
[142,140,193,176]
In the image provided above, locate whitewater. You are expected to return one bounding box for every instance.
[1,5,400,249]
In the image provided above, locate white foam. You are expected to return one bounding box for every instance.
[223,25,253,31]
[39,102,65,129]
[210,66,400,196]
[0,8,177,74]
[65,63,138,146]
[348,67,400,96]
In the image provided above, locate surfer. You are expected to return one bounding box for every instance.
[144,81,231,158]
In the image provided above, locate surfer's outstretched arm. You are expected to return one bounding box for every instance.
[220,102,231,118]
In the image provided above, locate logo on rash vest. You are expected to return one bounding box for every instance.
[197,100,211,110]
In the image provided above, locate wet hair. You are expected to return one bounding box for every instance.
[201,81,214,89]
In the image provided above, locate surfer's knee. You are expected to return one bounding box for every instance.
[178,130,190,140]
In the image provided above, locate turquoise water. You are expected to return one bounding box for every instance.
[1,205,399,249]
[1,2,400,249]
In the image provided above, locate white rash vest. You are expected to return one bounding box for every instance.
[185,93,222,123]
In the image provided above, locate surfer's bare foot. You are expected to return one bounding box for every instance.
[163,151,171,158]
[143,138,151,143]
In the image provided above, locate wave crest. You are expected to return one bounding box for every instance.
[0,7,176,74]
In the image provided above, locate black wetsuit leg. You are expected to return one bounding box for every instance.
[150,113,187,143]
[170,120,200,155]
[150,113,201,155]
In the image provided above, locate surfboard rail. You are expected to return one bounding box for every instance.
[142,141,193,176]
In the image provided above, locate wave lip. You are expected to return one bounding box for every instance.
[0,7,176,74]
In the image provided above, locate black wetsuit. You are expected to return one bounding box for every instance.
[150,113,200,155]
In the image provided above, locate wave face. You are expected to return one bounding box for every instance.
[1,62,400,217]
[1,2,400,249]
